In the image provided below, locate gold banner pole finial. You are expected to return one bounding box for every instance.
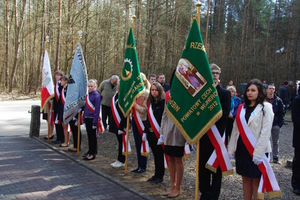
[78,30,83,42]
[195,1,201,29]
[131,15,136,32]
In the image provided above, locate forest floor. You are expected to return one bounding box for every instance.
[1,92,298,199]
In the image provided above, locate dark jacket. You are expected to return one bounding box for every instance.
[160,83,170,92]
[292,95,300,148]
[267,95,284,127]
[200,85,231,153]
[109,93,127,133]
[279,85,289,106]
[145,99,165,134]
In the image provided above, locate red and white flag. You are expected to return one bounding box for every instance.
[41,50,54,111]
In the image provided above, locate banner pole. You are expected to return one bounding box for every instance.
[125,115,130,174]
[195,2,201,200]
[47,105,50,143]
[77,112,81,155]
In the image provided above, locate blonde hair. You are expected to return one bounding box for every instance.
[140,72,151,90]
[227,85,236,93]
[88,79,97,86]
[210,63,221,72]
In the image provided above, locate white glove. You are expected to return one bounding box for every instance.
[82,123,86,128]
[191,144,197,151]
[228,153,235,159]
[78,108,82,113]
[157,134,164,145]
[92,126,97,129]
[252,156,263,165]
[142,133,147,141]
[118,130,124,135]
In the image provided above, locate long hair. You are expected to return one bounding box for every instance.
[147,82,165,105]
[140,72,151,90]
[243,79,266,109]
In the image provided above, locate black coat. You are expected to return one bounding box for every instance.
[292,95,300,148]
[200,85,231,153]
[145,99,165,134]
[109,93,127,134]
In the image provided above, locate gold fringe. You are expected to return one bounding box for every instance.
[122,152,132,156]
[222,169,234,177]
[141,152,150,157]
[183,154,191,161]
[268,190,282,199]
[257,192,264,200]
[165,168,169,172]
[205,164,217,173]
[41,94,55,112]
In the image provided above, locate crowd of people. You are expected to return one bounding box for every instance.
[42,64,300,199]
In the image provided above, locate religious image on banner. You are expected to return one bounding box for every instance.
[41,49,54,111]
[166,19,222,145]
[176,58,207,97]
[63,42,88,123]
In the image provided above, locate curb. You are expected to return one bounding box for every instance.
[33,136,153,200]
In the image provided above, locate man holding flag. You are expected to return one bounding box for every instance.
[166,19,230,200]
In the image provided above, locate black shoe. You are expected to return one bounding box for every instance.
[82,152,88,158]
[131,168,140,173]
[44,135,54,140]
[147,176,156,182]
[293,189,300,195]
[84,155,95,161]
[273,157,281,164]
[135,168,146,174]
[52,140,63,144]
[151,178,163,184]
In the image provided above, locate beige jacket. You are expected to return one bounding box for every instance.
[228,102,274,159]
[133,89,149,121]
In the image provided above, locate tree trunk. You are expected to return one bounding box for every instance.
[5,0,10,90]
[55,0,62,71]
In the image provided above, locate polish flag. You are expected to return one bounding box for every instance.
[41,50,54,111]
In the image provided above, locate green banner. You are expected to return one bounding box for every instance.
[118,28,145,117]
[166,19,222,145]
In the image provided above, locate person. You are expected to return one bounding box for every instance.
[227,80,234,88]
[68,112,82,152]
[148,74,156,85]
[83,79,102,160]
[279,80,290,109]
[292,94,300,195]
[131,73,150,173]
[157,73,170,92]
[52,70,65,144]
[265,83,284,164]
[58,75,70,147]
[42,100,54,140]
[109,81,127,168]
[144,82,165,184]
[288,81,296,110]
[225,85,242,145]
[228,79,274,200]
[198,63,231,200]
[160,70,186,198]
[97,75,119,130]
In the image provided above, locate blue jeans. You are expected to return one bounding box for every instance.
[132,119,147,170]
[271,125,280,158]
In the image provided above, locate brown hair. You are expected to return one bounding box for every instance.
[147,82,165,105]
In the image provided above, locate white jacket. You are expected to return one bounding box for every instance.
[228,102,274,158]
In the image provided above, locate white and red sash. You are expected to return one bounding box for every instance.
[86,93,104,134]
[236,104,281,199]
[206,125,233,176]
[61,88,66,106]
[147,104,169,169]
[111,94,131,154]
[132,107,150,156]
[54,82,60,102]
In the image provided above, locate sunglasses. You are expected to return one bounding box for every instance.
[212,72,220,75]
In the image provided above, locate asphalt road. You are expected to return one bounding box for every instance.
[0,100,47,136]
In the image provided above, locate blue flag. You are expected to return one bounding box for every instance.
[63,42,88,123]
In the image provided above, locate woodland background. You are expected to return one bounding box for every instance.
[0,0,299,94]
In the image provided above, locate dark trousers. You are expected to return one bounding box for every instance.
[292,148,300,189]
[115,132,125,163]
[147,132,165,179]
[69,119,81,149]
[199,150,222,200]
[101,105,112,130]
[55,122,64,142]
[132,119,147,170]
[225,118,234,146]
[85,118,97,155]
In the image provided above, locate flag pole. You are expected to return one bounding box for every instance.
[195,2,201,200]
[45,35,50,144]
[77,30,83,155]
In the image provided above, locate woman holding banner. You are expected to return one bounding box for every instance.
[228,79,274,200]
[83,79,102,161]
[144,82,165,184]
